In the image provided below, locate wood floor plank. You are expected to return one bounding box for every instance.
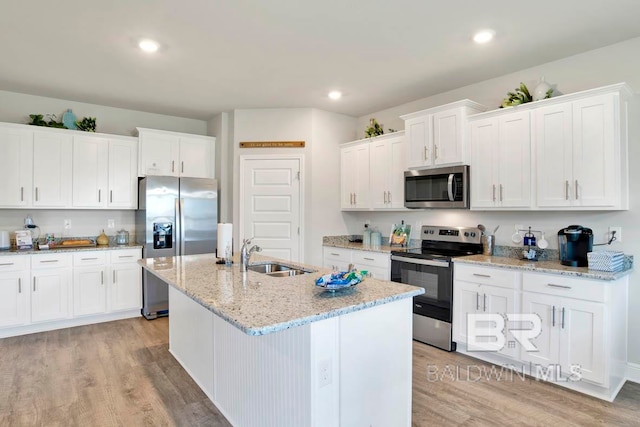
[0,317,638,426]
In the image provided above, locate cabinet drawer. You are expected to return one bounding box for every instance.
[0,256,29,272]
[31,253,72,269]
[323,247,352,262]
[523,272,606,303]
[73,251,107,266]
[454,264,518,289]
[109,249,141,264]
[352,250,389,268]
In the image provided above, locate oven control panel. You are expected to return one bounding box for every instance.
[421,226,482,244]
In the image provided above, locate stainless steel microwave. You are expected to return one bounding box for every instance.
[404,165,469,209]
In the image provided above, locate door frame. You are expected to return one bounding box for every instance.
[238,154,305,262]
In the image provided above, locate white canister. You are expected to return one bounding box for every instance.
[0,231,10,250]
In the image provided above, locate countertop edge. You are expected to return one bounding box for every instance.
[453,256,633,281]
[0,244,143,256]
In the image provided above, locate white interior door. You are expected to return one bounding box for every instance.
[241,157,302,262]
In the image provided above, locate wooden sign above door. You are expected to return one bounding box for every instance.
[239,141,305,148]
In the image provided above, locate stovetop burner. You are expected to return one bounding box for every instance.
[391,225,483,260]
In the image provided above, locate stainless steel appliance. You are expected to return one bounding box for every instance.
[404,165,469,209]
[136,176,218,319]
[390,225,482,351]
[558,225,593,267]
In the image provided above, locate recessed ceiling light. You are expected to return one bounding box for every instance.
[328,91,342,100]
[139,39,160,53]
[473,29,495,44]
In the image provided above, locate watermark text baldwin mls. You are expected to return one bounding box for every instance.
[426,363,582,383]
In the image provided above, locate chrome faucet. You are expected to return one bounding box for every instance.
[240,237,262,272]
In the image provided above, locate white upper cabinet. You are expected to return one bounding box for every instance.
[341,132,406,211]
[32,131,72,208]
[137,128,215,178]
[340,140,370,209]
[73,135,138,209]
[471,82,632,211]
[401,100,487,169]
[0,125,32,208]
[470,111,531,209]
[370,133,406,209]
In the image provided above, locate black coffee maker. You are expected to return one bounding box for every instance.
[558,225,593,267]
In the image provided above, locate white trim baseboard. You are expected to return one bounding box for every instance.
[627,362,640,384]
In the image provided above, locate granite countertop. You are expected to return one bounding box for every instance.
[454,254,633,281]
[0,242,142,256]
[323,235,420,253]
[139,253,424,336]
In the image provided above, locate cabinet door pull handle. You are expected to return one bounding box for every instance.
[172,160,175,173]
[388,192,392,203]
[98,189,101,203]
[483,293,487,312]
[547,283,572,289]
[35,187,39,202]
[552,305,556,327]
[565,180,569,200]
[18,278,21,293]
[81,257,98,261]
[499,184,503,202]
[434,144,438,160]
[364,257,374,261]
[0,262,14,266]
[424,146,428,160]
[383,191,387,204]
[492,185,496,202]
[473,273,491,278]
[33,277,36,291]
[476,292,480,310]
[575,180,579,200]
[119,255,134,258]
[330,253,340,256]
[561,307,565,329]
[181,161,184,173]
[40,259,59,263]
[21,187,24,202]
[113,270,116,283]
[101,271,104,285]
[110,190,113,203]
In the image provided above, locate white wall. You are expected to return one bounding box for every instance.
[231,108,356,266]
[353,36,640,364]
[0,90,207,136]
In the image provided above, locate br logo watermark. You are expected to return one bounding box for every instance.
[467,313,541,352]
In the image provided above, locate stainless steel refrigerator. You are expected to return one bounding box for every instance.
[136,176,218,319]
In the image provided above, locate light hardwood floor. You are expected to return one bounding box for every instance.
[0,318,638,426]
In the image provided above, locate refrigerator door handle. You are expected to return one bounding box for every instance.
[175,197,181,256]
[180,198,186,256]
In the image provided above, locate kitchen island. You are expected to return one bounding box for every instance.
[139,253,423,427]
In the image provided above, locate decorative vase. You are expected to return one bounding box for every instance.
[62,109,77,130]
[533,77,552,101]
[97,230,109,246]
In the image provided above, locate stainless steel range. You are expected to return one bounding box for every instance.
[390,225,482,351]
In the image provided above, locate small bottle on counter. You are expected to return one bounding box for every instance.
[363,224,371,247]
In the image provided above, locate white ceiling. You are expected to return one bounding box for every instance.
[2,0,640,120]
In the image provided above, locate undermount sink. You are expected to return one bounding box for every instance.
[246,262,315,277]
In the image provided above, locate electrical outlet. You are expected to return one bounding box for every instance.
[64,219,71,230]
[608,226,622,243]
[318,359,332,388]
[107,219,115,229]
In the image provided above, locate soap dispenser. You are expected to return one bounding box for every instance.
[363,224,371,246]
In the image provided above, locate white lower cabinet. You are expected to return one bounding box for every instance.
[453,265,518,358]
[31,253,72,323]
[73,252,107,317]
[323,246,390,280]
[453,262,627,400]
[110,249,142,312]
[0,248,142,338]
[0,256,30,328]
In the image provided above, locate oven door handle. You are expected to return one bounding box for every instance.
[391,255,450,268]
[447,173,455,202]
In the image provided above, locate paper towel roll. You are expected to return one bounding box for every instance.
[217,223,233,259]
